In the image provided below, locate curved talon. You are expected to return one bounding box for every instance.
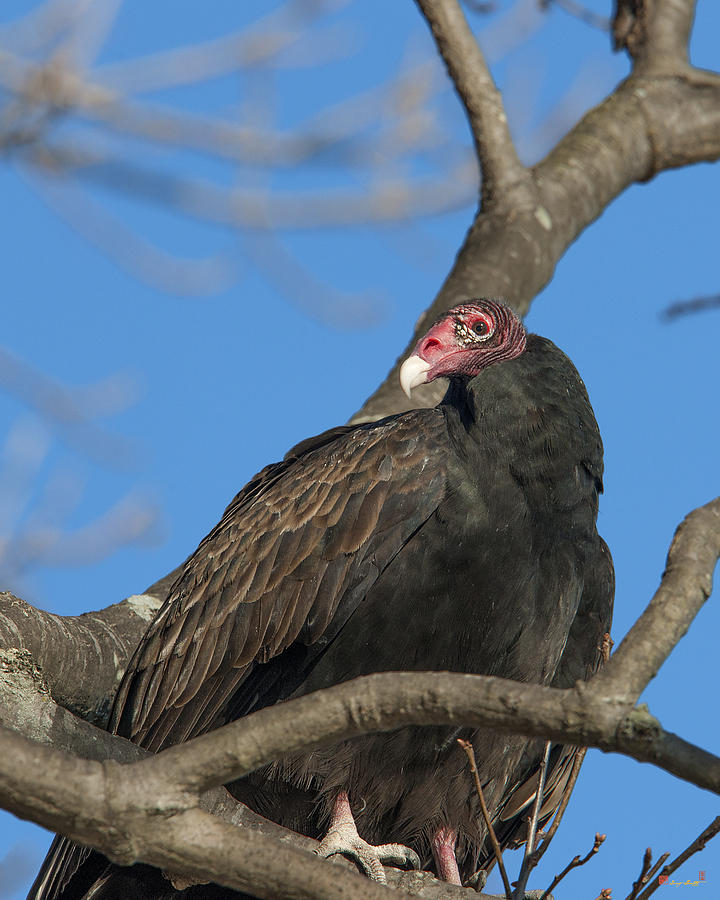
[372,842,421,871]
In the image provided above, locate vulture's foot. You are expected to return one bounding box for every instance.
[315,791,421,883]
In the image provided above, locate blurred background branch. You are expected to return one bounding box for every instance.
[0,0,598,298]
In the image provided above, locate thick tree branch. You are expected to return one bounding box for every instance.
[0,725,489,900]
[0,644,260,833]
[0,649,482,899]
[0,566,179,723]
[595,497,720,700]
[613,0,695,75]
[0,673,715,897]
[132,672,720,801]
[0,723,393,900]
[0,590,161,724]
[414,0,531,209]
[0,647,143,762]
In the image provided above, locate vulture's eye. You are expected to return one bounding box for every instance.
[472,319,492,337]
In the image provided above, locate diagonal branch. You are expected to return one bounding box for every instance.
[513,741,551,899]
[0,658,477,900]
[539,832,606,900]
[595,497,720,701]
[133,673,720,799]
[414,0,531,210]
[0,672,715,898]
[458,738,513,899]
[0,722,397,900]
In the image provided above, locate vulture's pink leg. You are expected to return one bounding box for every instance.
[431,826,462,885]
[314,791,421,883]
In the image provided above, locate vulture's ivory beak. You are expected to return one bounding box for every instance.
[400,355,431,399]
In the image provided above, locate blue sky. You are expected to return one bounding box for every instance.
[0,1,718,896]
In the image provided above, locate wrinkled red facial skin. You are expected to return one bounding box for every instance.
[412,300,527,382]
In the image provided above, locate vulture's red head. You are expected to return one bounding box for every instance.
[400,300,527,398]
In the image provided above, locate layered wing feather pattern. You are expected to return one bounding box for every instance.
[110,410,448,751]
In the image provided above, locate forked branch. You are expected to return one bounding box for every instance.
[539,832,606,900]
[635,817,720,900]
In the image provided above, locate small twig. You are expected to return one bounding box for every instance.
[540,832,606,900]
[624,847,671,900]
[414,0,531,208]
[625,847,652,900]
[643,853,670,888]
[635,816,720,900]
[462,0,497,13]
[661,294,720,322]
[526,743,552,857]
[594,891,612,900]
[540,0,610,31]
[457,738,512,899]
[513,742,552,899]
[530,748,586,867]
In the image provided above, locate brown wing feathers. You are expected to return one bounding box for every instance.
[109,411,448,750]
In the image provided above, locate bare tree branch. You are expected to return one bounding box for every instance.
[458,738,512,899]
[134,677,719,805]
[22,140,477,228]
[638,852,671,895]
[539,832,606,900]
[543,0,610,32]
[414,0,532,209]
[0,565,178,722]
[595,497,720,702]
[627,847,653,900]
[662,293,720,320]
[624,846,669,900]
[0,723,398,900]
[526,748,587,871]
[513,742,551,899]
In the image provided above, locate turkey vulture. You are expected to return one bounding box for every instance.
[31,299,613,898]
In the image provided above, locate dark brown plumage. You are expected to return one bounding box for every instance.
[31,300,613,898]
